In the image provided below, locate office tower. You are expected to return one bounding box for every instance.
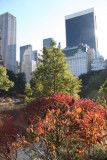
[65,8,98,51]
[0,12,16,73]
[63,44,95,76]
[0,30,2,60]
[33,50,43,63]
[21,48,36,83]
[20,45,32,65]
[43,38,52,48]
[0,29,3,66]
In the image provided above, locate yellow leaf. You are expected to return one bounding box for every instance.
[54,119,56,123]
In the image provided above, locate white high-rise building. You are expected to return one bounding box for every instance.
[0,12,16,73]
[21,48,36,83]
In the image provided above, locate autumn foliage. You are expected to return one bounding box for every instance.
[24,93,107,159]
[0,115,20,160]
[0,93,106,159]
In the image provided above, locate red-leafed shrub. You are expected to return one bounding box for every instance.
[24,93,107,159]
[0,115,20,160]
[25,93,75,119]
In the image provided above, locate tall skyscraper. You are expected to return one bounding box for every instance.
[65,8,98,51]
[43,38,52,48]
[21,47,36,83]
[20,45,32,64]
[33,50,43,63]
[0,29,4,66]
[0,12,16,73]
[0,30,2,60]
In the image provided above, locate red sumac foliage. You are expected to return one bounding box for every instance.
[0,115,20,159]
[25,93,75,119]
[24,93,107,158]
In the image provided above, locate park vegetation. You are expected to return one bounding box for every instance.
[97,78,107,107]
[79,68,107,99]
[0,66,14,92]
[26,39,81,100]
[0,93,107,159]
[0,40,107,159]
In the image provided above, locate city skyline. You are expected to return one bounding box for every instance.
[0,0,107,60]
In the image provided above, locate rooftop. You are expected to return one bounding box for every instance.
[0,12,16,18]
[65,8,94,20]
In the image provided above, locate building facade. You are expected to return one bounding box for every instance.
[20,45,32,65]
[65,8,98,51]
[43,38,52,48]
[20,45,43,82]
[33,50,43,63]
[0,29,4,66]
[63,44,95,76]
[21,48,36,83]
[0,12,16,73]
[91,56,106,71]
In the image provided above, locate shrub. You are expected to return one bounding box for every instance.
[24,93,107,159]
[0,115,20,159]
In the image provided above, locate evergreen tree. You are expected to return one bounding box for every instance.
[7,70,26,94]
[0,66,14,91]
[15,72,26,94]
[32,39,81,98]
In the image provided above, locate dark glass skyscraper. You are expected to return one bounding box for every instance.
[65,8,97,51]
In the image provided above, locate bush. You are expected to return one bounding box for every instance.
[24,93,107,160]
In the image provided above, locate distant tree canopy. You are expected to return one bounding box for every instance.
[0,66,14,91]
[7,70,26,94]
[32,39,81,98]
[97,78,107,106]
[79,68,107,99]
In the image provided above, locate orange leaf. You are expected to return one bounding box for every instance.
[76,107,82,113]
[35,137,39,142]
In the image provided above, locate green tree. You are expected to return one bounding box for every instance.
[79,68,107,99]
[32,39,81,98]
[25,83,32,97]
[15,72,26,94]
[24,83,33,103]
[7,70,26,94]
[97,78,107,106]
[0,66,14,91]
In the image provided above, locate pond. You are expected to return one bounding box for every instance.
[0,101,26,111]
[0,101,26,119]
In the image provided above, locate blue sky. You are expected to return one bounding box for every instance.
[0,0,107,60]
